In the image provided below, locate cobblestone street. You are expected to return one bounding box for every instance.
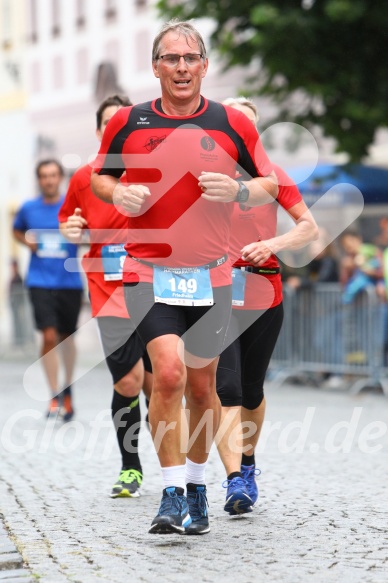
[1,350,387,583]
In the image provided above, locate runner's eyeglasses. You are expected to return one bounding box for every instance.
[157,54,204,67]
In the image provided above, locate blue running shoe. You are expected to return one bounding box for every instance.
[149,487,192,534]
[241,465,261,506]
[223,477,253,515]
[185,484,210,535]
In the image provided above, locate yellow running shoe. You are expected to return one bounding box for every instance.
[110,468,143,498]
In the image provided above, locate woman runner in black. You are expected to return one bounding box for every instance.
[216,98,318,515]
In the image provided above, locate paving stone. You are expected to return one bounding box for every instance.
[0,552,23,570]
[0,357,388,582]
[0,572,33,581]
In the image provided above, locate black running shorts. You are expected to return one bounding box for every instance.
[124,283,232,359]
[97,316,152,385]
[28,287,83,334]
[216,303,284,409]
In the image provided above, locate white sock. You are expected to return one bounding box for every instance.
[185,458,206,485]
[161,465,186,491]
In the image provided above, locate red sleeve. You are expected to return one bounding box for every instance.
[274,164,303,210]
[224,106,274,178]
[58,165,90,222]
[93,106,132,177]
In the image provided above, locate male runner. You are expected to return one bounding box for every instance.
[59,95,152,498]
[91,20,277,534]
[13,160,83,420]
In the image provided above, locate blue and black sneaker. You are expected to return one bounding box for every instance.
[149,487,192,534]
[223,477,253,515]
[185,483,210,535]
[241,465,261,506]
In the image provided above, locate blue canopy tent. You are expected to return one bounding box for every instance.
[286,164,388,206]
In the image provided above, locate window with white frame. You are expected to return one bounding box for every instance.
[52,55,64,89]
[76,0,86,30]
[29,0,38,43]
[76,47,88,84]
[31,61,41,93]
[1,0,11,48]
[135,0,148,11]
[52,0,61,37]
[105,0,117,22]
[135,30,150,72]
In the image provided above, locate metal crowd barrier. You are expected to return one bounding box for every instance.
[269,283,388,395]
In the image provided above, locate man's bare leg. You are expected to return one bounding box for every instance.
[147,334,186,469]
[59,332,77,389]
[215,406,242,476]
[239,398,266,506]
[41,327,59,413]
[185,358,221,465]
[241,398,266,455]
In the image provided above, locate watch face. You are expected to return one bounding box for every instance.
[238,183,249,202]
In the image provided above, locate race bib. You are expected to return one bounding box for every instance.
[232,268,247,306]
[36,232,69,258]
[153,266,214,306]
[101,244,126,281]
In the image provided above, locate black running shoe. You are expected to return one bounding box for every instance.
[61,394,74,422]
[149,487,191,534]
[185,483,210,535]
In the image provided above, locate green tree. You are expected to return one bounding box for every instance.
[157,0,388,161]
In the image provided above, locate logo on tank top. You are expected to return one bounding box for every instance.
[144,135,166,152]
[200,136,216,151]
[137,117,150,125]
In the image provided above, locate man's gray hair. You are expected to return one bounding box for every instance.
[152,19,207,61]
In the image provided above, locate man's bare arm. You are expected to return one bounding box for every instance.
[13,229,37,253]
[198,170,278,206]
[91,170,151,214]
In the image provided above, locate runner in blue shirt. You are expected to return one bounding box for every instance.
[13,159,83,420]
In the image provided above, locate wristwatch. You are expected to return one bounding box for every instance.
[235,182,250,203]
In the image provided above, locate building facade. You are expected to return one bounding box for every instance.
[0,0,251,348]
[25,0,251,169]
[0,0,35,348]
[5,0,372,349]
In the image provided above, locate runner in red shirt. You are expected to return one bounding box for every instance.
[59,95,152,499]
[91,21,278,535]
[216,97,318,514]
